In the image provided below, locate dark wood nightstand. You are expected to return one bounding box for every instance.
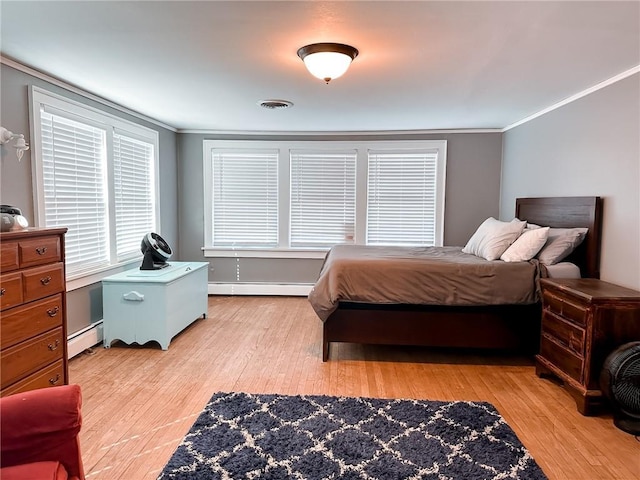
[536,278,640,415]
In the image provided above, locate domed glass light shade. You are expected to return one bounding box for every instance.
[297,43,359,83]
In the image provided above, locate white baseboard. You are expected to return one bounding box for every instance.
[67,321,104,359]
[208,283,313,296]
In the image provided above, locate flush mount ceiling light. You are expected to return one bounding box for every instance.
[297,43,359,84]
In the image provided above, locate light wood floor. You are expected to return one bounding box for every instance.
[70,296,640,479]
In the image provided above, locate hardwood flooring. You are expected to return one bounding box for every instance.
[69,296,640,479]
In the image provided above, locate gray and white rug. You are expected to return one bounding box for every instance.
[158,392,547,479]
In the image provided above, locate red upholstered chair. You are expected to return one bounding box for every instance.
[1,384,85,480]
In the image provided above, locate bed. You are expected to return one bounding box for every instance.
[310,196,603,361]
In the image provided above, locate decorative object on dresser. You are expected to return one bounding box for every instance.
[0,227,68,396]
[600,341,640,435]
[0,205,29,232]
[536,278,640,415]
[102,262,208,350]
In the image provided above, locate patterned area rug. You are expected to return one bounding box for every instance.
[158,392,547,479]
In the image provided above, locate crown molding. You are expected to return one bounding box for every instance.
[177,128,503,135]
[503,65,640,132]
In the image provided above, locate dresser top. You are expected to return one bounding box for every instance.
[540,278,640,302]
[0,227,68,241]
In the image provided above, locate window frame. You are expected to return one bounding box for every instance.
[30,86,161,291]
[203,139,446,258]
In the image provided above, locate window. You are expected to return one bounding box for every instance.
[203,140,446,257]
[40,112,110,275]
[112,131,158,260]
[210,149,278,247]
[290,150,356,248]
[31,87,159,284]
[367,150,440,246]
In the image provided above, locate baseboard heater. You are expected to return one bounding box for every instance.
[208,283,313,296]
[67,320,104,359]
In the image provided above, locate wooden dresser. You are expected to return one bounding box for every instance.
[536,278,640,415]
[0,227,68,396]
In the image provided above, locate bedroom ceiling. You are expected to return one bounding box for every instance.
[1,1,638,133]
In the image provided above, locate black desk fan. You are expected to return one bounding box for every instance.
[600,342,640,435]
[140,232,172,270]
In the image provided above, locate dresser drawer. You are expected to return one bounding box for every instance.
[540,335,583,383]
[19,236,62,268]
[1,294,64,349]
[543,290,588,326]
[542,311,585,356]
[1,360,65,397]
[1,327,64,388]
[22,263,65,303]
[1,241,19,272]
[0,271,23,311]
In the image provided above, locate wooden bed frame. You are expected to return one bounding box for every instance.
[321,196,603,361]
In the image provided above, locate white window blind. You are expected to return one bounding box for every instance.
[113,133,156,261]
[40,110,110,276]
[290,151,356,247]
[367,150,438,246]
[211,150,278,247]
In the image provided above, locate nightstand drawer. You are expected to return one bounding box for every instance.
[0,271,23,311]
[22,262,65,303]
[543,290,587,326]
[1,294,64,349]
[1,327,64,388]
[542,311,585,356]
[540,335,583,383]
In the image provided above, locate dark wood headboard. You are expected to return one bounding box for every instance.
[515,196,603,279]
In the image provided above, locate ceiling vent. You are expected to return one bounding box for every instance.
[258,99,293,110]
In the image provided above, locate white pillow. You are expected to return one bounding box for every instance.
[500,227,550,262]
[537,227,588,265]
[462,217,526,261]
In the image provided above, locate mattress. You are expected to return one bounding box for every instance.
[308,245,541,321]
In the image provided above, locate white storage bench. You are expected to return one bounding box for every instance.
[102,262,208,350]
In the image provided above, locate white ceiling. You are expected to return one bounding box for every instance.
[1,1,639,133]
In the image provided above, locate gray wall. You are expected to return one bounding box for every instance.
[500,73,640,291]
[178,132,503,283]
[0,63,179,335]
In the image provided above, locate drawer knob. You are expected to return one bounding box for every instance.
[36,246,48,255]
[0,288,5,297]
[48,339,60,351]
[40,276,52,285]
[47,306,60,317]
[49,374,60,385]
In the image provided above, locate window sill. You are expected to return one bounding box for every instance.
[66,258,141,291]
[201,248,328,259]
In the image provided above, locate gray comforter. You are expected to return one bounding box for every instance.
[308,245,541,321]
